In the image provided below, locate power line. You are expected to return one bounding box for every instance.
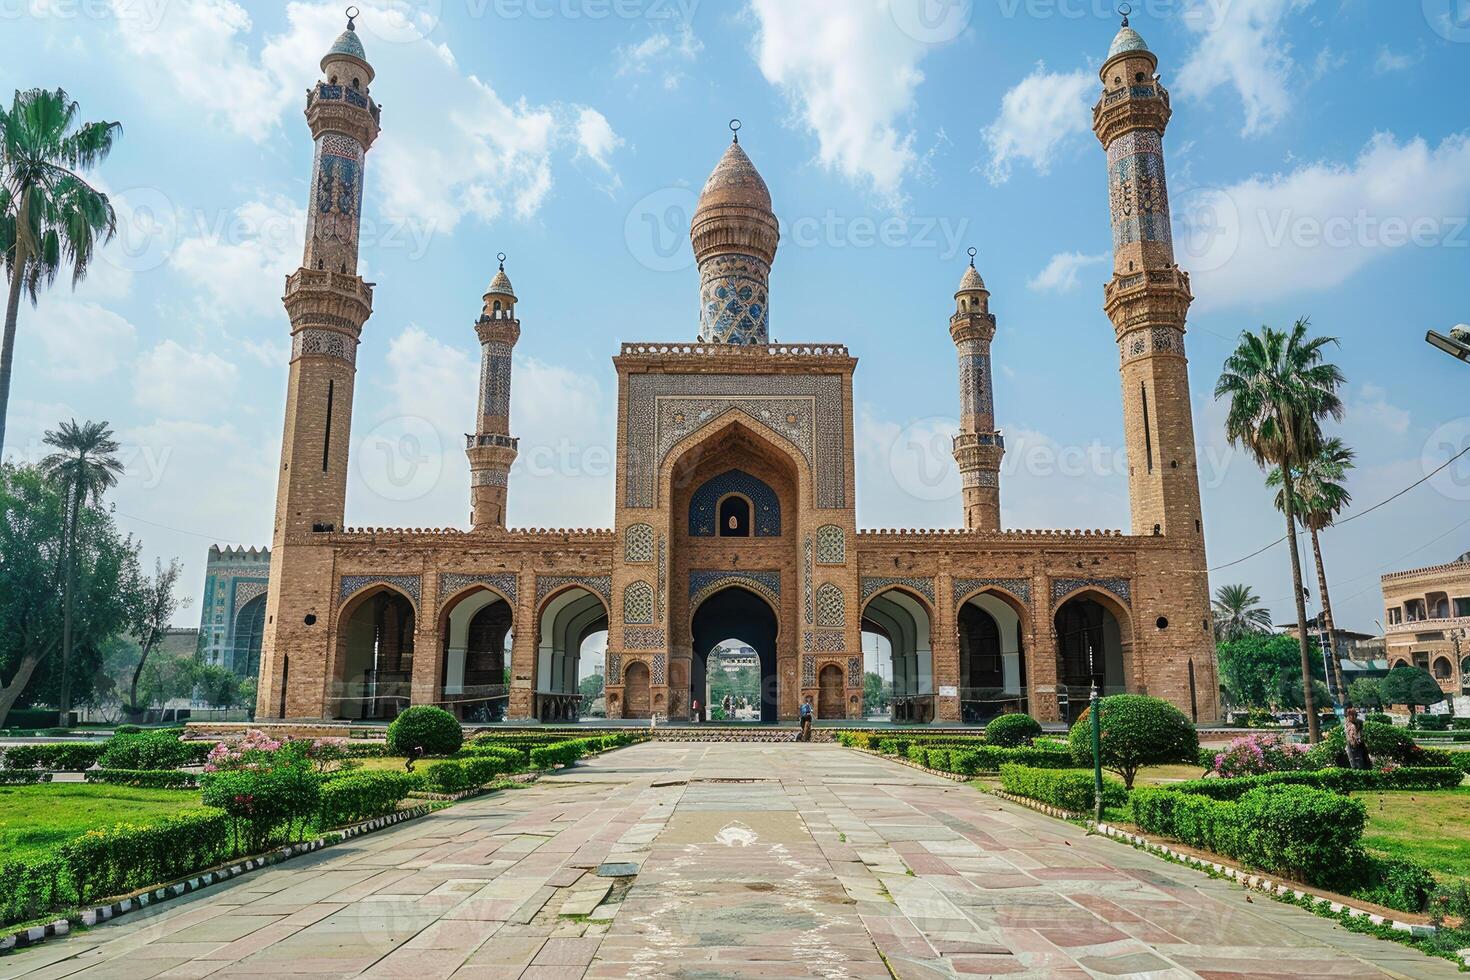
[112,509,251,546]
[1208,443,1470,573]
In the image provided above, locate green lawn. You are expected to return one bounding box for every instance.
[0,783,202,863]
[1361,788,1470,885]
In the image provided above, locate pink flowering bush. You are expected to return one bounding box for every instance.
[1211,733,1310,778]
[205,731,355,775]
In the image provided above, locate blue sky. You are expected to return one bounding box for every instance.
[2,0,1468,633]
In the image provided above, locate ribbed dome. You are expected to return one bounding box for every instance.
[1108,24,1149,59]
[957,264,986,293]
[486,263,515,299]
[696,141,772,214]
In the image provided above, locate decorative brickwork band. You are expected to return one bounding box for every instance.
[338,575,422,608]
[860,576,935,605]
[953,577,1032,608]
[437,572,518,606]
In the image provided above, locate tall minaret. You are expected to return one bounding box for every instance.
[257,12,379,720]
[467,254,519,530]
[950,249,1003,531]
[1093,13,1203,540]
[691,121,779,344]
[273,10,379,540]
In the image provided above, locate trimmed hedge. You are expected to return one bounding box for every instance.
[0,855,68,926]
[319,771,419,826]
[201,765,322,853]
[952,744,1072,774]
[84,768,199,789]
[60,809,238,907]
[420,754,515,793]
[98,731,208,770]
[3,742,106,771]
[0,769,52,785]
[1131,784,1369,891]
[458,743,529,768]
[531,740,590,769]
[985,714,1042,748]
[386,706,463,757]
[998,764,1126,812]
[1161,767,1464,800]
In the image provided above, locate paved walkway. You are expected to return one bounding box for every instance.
[2,743,1455,979]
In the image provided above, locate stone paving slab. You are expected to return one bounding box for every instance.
[2,742,1461,979]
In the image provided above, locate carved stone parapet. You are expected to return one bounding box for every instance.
[283,269,373,332]
[1103,267,1192,337]
[474,317,521,347]
[305,95,380,150]
[1092,82,1172,146]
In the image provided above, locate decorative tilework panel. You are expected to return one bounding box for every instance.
[1107,128,1171,249]
[860,577,935,604]
[479,341,513,419]
[291,328,358,365]
[656,534,666,618]
[815,524,845,564]
[623,373,846,509]
[535,575,611,606]
[802,655,815,687]
[470,469,508,488]
[802,630,845,653]
[688,469,781,536]
[1121,326,1185,364]
[962,469,999,488]
[815,583,844,628]
[623,581,654,625]
[606,653,622,684]
[232,580,268,617]
[953,577,1031,608]
[624,523,655,562]
[958,348,994,426]
[652,653,667,685]
[338,575,421,608]
[688,569,781,610]
[1051,577,1132,608]
[847,656,862,688]
[699,253,770,344]
[310,134,364,245]
[623,628,664,651]
[438,572,518,606]
[803,536,814,625]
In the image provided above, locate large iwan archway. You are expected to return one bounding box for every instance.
[692,586,779,723]
[439,587,514,722]
[862,588,934,723]
[333,586,415,720]
[536,586,608,721]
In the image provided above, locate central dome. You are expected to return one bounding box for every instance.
[696,141,772,213]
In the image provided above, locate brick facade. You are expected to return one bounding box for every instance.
[255,16,1218,725]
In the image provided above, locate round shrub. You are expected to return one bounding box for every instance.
[984,713,1042,748]
[1309,720,1438,769]
[1365,712,1393,727]
[1068,694,1198,789]
[386,705,462,757]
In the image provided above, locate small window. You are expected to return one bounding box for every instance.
[1455,597,1470,617]
[717,495,751,537]
[1433,657,1453,679]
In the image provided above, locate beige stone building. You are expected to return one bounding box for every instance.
[255,14,1217,725]
[1380,552,1470,701]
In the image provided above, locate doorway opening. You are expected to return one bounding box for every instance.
[691,586,779,723]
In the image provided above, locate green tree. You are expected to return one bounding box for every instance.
[195,663,241,709]
[0,464,136,726]
[1216,319,1345,742]
[579,671,604,715]
[135,652,196,714]
[125,557,183,720]
[0,89,122,456]
[1268,437,1355,705]
[863,670,884,715]
[1217,632,1326,710]
[1068,694,1199,789]
[1347,677,1383,710]
[41,419,124,723]
[1378,665,1445,721]
[1212,583,1273,642]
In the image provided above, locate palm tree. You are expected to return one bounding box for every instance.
[0,89,122,458]
[1267,438,1355,706]
[1215,319,1345,742]
[1212,583,1273,641]
[40,419,123,722]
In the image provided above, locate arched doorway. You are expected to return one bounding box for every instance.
[536,587,608,722]
[817,664,843,719]
[957,592,1027,723]
[440,588,514,722]
[692,586,779,723]
[862,589,934,723]
[233,594,266,680]
[624,661,651,719]
[1054,592,1129,723]
[334,587,415,720]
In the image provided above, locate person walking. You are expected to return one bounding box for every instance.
[1344,706,1371,770]
[799,697,813,742]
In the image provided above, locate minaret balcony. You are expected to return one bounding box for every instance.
[1103,265,1192,327]
[953,431,1004,453]
[1092,83,1172,145]
[304,90,380,147]
[283,269,373,327]
[467,433,519,450]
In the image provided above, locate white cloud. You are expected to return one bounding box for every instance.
[1178,132,1470,311]
[615,23,702,90]
[1027,251,1108,293]
[170,196,305,318]
[575,108,623,172]
[1176,0,1308,137]
[1350,383,1410,435]
[749,0,947,202]
[981,64,1092,185]
[133,340,240,417]
[1373,47,1422,75]
[34,302,138,381]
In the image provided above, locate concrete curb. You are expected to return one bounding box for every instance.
[0,803,434,954]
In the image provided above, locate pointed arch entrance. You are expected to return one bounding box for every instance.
[692,586,779,723]
[439,587,514,722]
[862,588,935,723]
[536,586,609,722]
[1054,591,1131,723]
[332,585,415,720]
[957,590,1028,723]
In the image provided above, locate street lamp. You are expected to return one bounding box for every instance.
[1087,639,1104,824]
[1426,325,1470,364]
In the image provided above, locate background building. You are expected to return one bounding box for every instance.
[1380,550,1470,709]
[198,545,271,677]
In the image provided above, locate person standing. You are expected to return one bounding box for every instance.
[799,697,813,742]
[1344,707,1371,770]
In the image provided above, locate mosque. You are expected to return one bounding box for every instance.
[255,12,1217,725]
